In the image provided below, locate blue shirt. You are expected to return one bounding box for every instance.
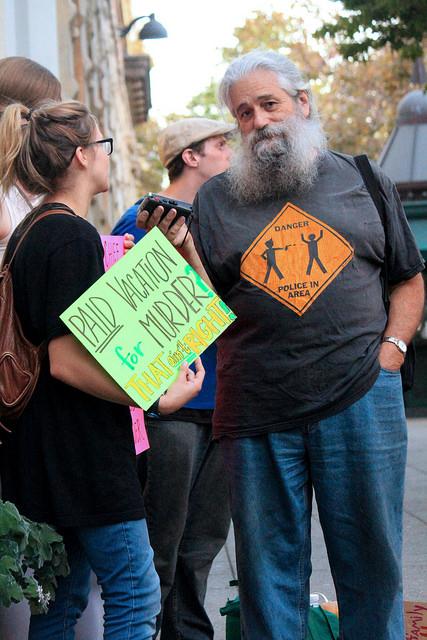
[112,200,217,410]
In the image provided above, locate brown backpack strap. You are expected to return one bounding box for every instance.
[5,204,77,270]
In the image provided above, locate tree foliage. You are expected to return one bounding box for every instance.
[316,0,427,61]
[135,119,164,195]
[187,79,226,120]
[221,9,327,79]
[317,47,411,156]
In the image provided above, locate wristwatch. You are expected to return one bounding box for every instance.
[382,336,407,355]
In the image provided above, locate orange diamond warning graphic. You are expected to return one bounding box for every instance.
[241,202,354,316]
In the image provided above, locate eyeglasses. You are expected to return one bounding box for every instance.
[85,138,114,155]
[66,137,114,167]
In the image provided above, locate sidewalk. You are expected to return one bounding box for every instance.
[205,418,427,640]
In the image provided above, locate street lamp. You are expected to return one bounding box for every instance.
[120,13,167,124]
[120,14,168,41]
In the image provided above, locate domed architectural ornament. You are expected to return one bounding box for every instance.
[397,90,427,125]
[379,58,427,198]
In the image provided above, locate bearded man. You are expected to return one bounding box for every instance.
[138,50,425,640]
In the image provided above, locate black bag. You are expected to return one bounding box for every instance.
[0,203,76,437]
[354,155,415,392]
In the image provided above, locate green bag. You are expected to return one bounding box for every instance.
[307,606,339,640]
[220,587,339,640]
[220,593,241,640]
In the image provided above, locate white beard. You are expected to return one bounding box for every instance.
[226,113,328,204]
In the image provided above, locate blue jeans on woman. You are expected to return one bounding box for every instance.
[29,519,160,640]
[221,369,407,640]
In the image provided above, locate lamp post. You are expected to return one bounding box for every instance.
[120,14,167,41]
[119,13,167,124]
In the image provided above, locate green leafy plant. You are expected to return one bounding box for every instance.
[0,500,69,614]
[315,0,427,61]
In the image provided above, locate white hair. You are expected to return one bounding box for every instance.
[226,113,328,203]
[218,49,318,119]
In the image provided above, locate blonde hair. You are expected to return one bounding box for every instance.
[0,101,97,195]
[0,56,61,118]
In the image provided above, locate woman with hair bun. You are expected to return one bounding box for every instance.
[0,100,204,640]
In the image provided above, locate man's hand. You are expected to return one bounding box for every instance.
[378,273,424,371]
[158,358,205,415]
[137,204,216,291]
[137,205,193,251]
[378,341,405,371]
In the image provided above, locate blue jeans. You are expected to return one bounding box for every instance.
[221,369,407,640]
[29,519,160,640]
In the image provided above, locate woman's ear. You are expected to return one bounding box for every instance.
[74,146,90,168]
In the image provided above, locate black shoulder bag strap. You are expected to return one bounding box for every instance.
[354,154,415,392]
[354,154,390,307]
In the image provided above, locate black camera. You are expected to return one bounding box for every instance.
[138,193,193,229]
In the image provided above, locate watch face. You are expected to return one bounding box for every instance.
[384,336,407,354]
[397,340,407,354]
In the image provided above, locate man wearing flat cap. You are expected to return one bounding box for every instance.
[112,117,234,640]
[113,117,234,240]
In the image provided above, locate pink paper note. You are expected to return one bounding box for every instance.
[100,234,125,271]
[130,407,150,455]
[99,233,149,454]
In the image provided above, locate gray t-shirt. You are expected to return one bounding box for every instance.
[191,151,424,439]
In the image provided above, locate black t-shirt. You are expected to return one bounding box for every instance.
[0,211,145,527]
[191,151,425,439]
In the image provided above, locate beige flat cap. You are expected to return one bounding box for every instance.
[158,117,235,168]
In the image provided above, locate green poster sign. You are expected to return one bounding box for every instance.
[60,228,236,409]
